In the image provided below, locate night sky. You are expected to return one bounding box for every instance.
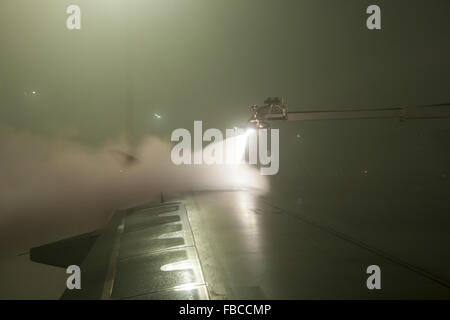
[1,0,449,143]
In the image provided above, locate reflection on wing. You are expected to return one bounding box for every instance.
[31,203,208,300]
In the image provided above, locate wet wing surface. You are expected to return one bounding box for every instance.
[60,191,450,299]
[62,203,208,300]
[184,191,450,299]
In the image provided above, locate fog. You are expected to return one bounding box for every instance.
[0,127,267,255]
[1,0,449,280]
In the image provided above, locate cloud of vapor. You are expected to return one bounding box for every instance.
[0,127,268,255]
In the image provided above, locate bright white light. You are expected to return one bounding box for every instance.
[160,260,193,272]
[31,91,36,95]
[225,132,248,165]
[201,129,249,165]
[153,113,161,119]
[173,284,201,292]
[246,128,256,135]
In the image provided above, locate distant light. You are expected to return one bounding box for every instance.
[31,90,36,95]
[153,113,161,119]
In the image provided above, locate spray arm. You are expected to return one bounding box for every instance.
[248,98,450,128]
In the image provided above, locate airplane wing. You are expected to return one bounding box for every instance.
[31,202,208,300]
[30,190,450,300]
